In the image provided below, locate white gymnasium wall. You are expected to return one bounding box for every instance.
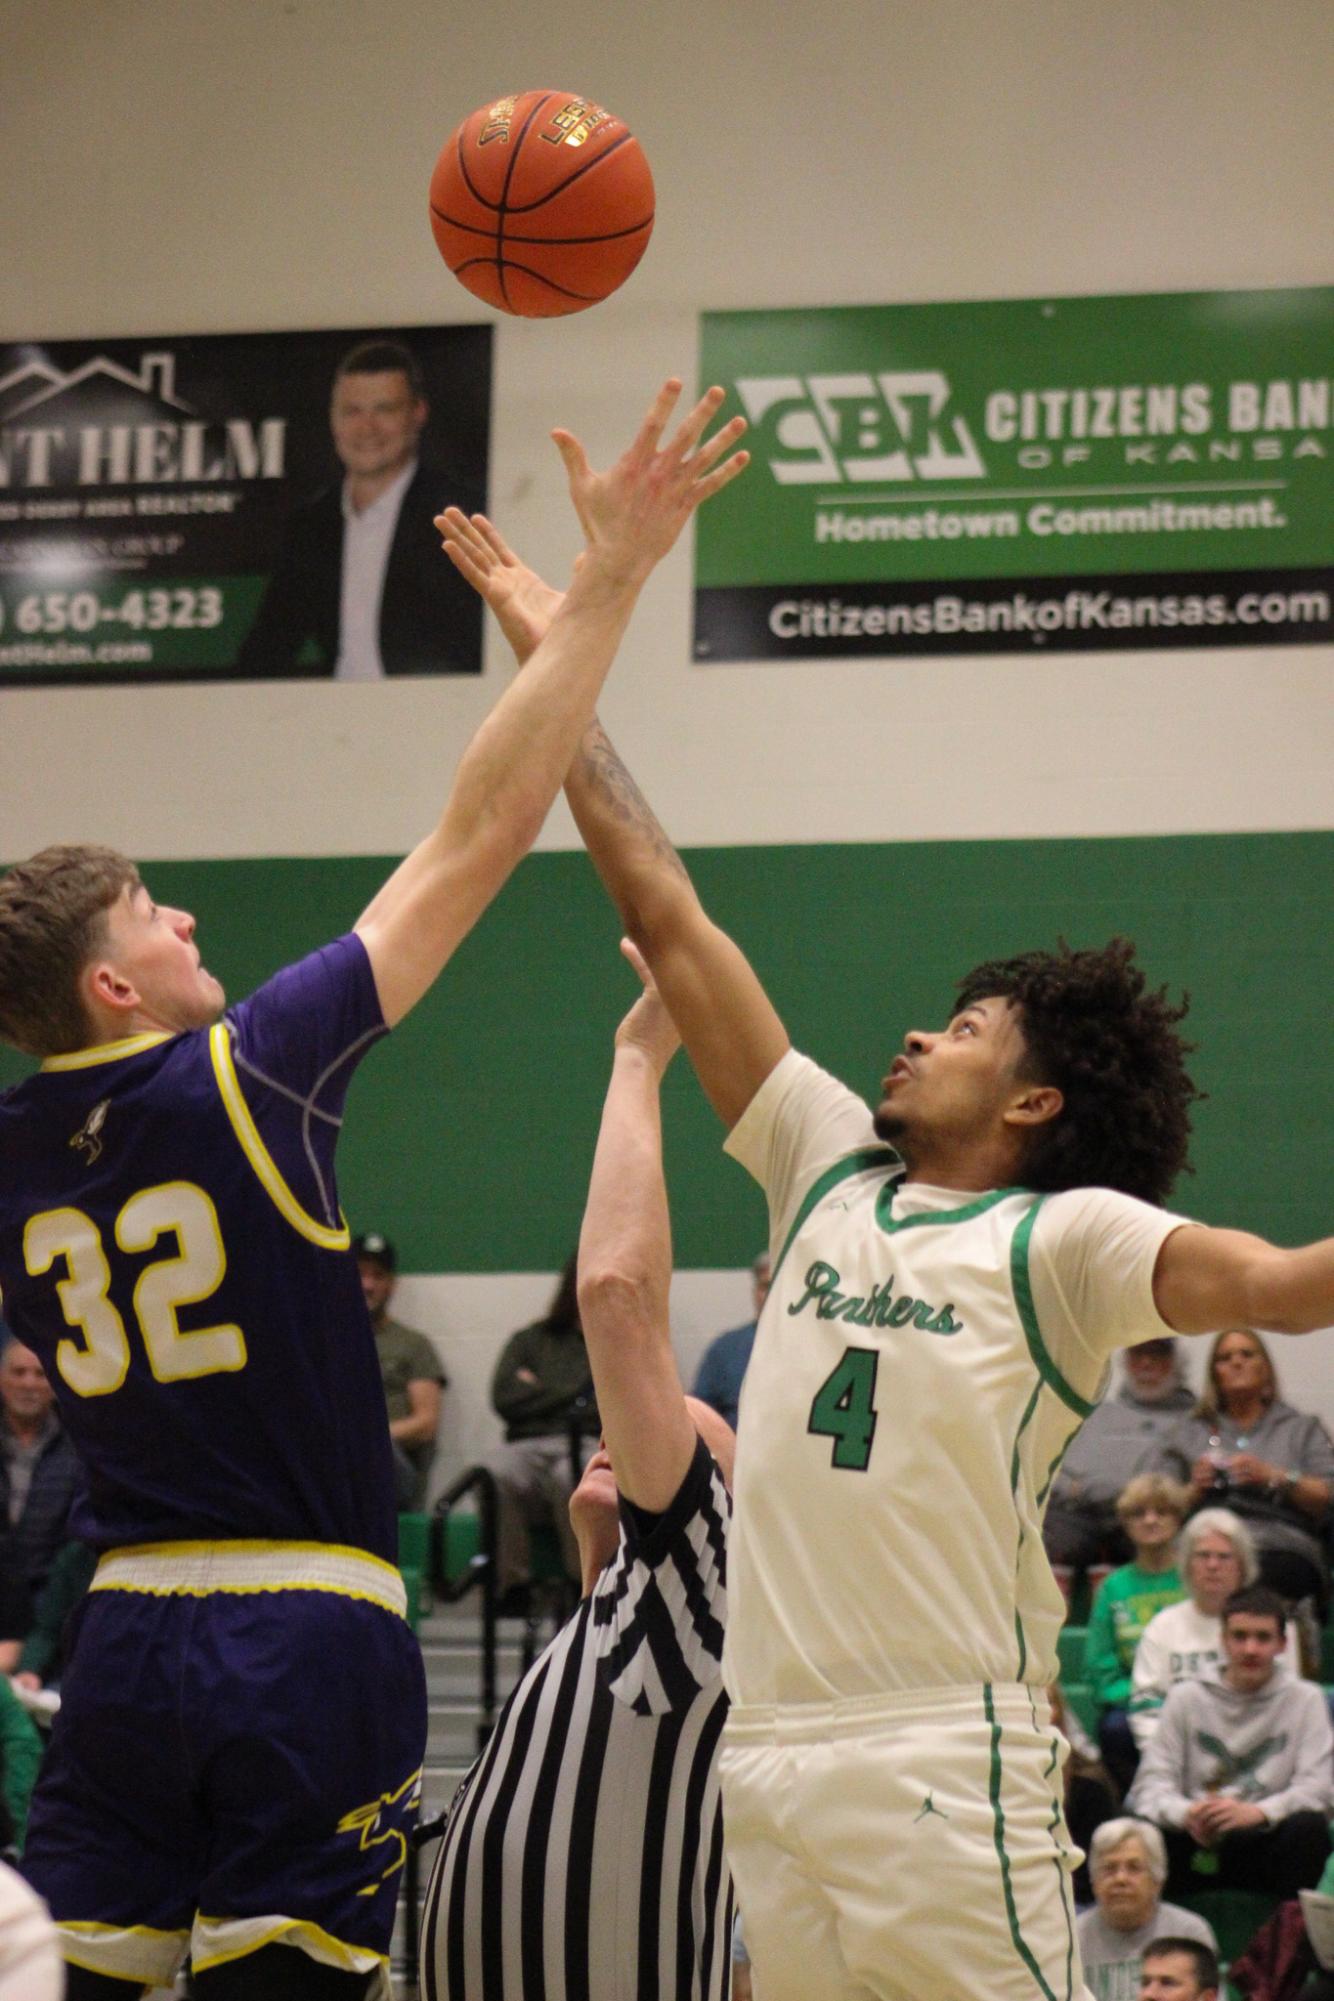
[2,0,1330,863]
[3,2,1332,1481]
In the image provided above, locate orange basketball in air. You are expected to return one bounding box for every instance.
[429,91,655,317]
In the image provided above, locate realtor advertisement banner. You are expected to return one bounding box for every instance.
[694,287,1333,660]
[0,323,492,685]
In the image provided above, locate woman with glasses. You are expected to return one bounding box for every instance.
[1158,1326,1334,1619]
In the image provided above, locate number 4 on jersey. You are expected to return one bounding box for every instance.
[808,1345,879,1470]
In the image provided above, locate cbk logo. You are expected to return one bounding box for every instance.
[734,371,987,485]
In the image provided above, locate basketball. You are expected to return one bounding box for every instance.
[429,91,655,317]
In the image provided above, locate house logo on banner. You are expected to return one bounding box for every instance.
[695,288,1333,659]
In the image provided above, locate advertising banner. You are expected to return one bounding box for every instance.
[694,288,1333,660]
[0,324,492,685]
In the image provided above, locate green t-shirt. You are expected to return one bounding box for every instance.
[374,1318,446,1476]
[1086,1561,1185,1710]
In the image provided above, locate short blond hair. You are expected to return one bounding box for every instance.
[0,845,139,1056]
[1115,1471,1191,1526]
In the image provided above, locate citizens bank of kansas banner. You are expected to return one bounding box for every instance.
[0,324,491,685]
[694,288,1333,660]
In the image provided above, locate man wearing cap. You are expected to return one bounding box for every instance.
[354,1234,446,1510]
[1043,1336,1195,1599]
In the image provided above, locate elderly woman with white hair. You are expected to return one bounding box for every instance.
[1128,1506,1297,1747]
[1076,1819,1217,2001]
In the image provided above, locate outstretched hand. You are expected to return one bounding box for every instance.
[554,378,748,588]
[435,511,565,664]
[614,939,681,1076]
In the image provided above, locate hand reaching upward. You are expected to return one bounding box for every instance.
[435,511,565,666]
[552,380,748,587]
[614,939,681,1079]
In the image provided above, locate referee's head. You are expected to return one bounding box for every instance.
[570,1396,735,1592]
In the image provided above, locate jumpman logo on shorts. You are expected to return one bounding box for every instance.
[913,1791,948,1823]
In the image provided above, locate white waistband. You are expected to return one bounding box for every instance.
[90,1539,407,1620]
[724,1680,1044,1741]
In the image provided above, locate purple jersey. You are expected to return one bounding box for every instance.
[0,933,398,1560]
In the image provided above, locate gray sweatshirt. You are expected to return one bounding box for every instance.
[1127,1667,1334,1828]
[1050,1380,1195,1516]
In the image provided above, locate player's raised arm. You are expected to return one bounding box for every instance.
[576,946,700,1512]
[439,509,788,1130]
[1153,1223,1334,1337]
[354,380,747,1028]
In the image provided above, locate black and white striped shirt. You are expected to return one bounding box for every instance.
[421,1437,732,2001]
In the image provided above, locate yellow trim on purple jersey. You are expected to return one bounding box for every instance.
[192,1912,391,1977]
[41,1031,174,1072]
[89,1539,407,1620]
[208,1022,350,1250]
[57,1919,189,1985]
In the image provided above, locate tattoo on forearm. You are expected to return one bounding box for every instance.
[577,723,689,879]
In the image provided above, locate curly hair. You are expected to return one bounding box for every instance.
[954,938,1200,1205]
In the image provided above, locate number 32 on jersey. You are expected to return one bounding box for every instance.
[23,1180,246,1396]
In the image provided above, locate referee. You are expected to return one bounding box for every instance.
[420,947,736,2000]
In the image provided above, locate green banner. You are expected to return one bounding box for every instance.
[695,287,1333,659]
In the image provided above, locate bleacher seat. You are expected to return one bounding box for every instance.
[396,1511,433,1630]
[1057,1624,1087,1683]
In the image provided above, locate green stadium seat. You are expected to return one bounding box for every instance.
[438,1509,482,1585]
[397,1511,431,1572]
[396,1512,434,1628]
[1057,1624,1087,1683]
[1173,1886,1277,1970]
[1061,1679,1098,1737]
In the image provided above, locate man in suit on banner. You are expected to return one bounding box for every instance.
[236,337,484,679]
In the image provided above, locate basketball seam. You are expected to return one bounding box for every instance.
[502,129,641,214]
[450,256,605,303]
[429,204,653,247]
[495,93,556,312]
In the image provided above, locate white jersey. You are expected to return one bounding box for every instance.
[724,1050,1190,1708]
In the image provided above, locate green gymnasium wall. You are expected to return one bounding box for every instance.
[2,829,1329,1269]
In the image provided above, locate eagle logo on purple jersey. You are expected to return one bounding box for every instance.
[70,1099,110,1165]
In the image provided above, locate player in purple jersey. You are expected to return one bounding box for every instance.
[0,383,748,2001]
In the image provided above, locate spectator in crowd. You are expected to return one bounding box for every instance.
[1128,1585,1334,1901]
[1138,1937,1220,2001]
[1087,1472,1192,1791]
[488,1256,596,1593]
[354,1231,446,1509]
[0,1677,43,1855]
[9,1538,97,1691]
[1129,1508,1296,1748]
[1156,1327,1334,1618]
[1044,1336,1195,1601]
[1048,1684,1119,1904]
[0,1343,79,1601]
[1077,1819,1217,2000]
[693,1252,770,1431]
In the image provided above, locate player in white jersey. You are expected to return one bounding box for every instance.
[438,508,1334,2001]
